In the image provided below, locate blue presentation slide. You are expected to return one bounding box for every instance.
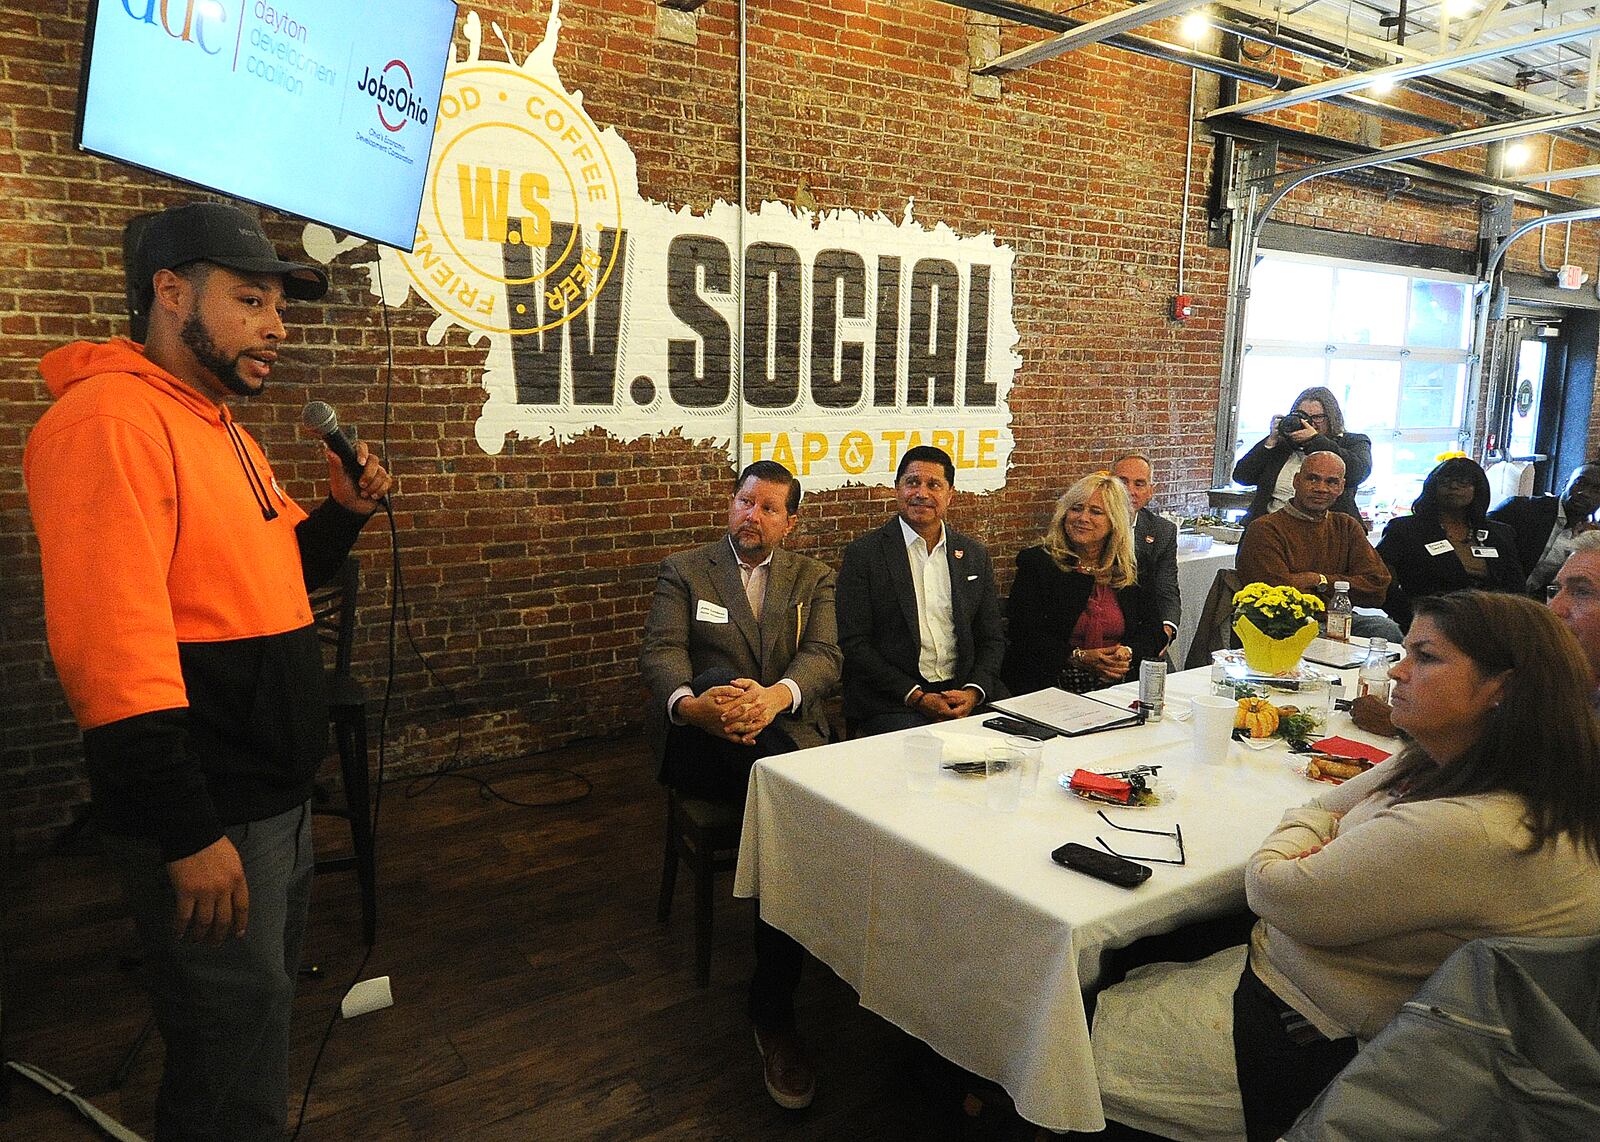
[80,0,457,249]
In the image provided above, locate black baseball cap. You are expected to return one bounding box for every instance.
[131,202,329,301]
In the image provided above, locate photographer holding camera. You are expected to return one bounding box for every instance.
[1233,385,1372,529]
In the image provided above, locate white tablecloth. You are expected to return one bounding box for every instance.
[733,666,1384,1132]
[1175,543,1238,668]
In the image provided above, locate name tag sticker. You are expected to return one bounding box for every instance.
[695,600,730,624]
[1471,546,1499,559]
[1424,540,1454,556]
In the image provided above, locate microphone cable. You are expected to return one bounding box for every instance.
[288,251,590,1138]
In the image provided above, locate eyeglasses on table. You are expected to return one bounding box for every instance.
[1095,809,1185,865]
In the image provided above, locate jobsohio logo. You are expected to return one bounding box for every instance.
[357,59,431,132]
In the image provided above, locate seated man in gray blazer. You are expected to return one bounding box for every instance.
[1112,451,1181,655]
[838,445,1007,736]
[639,459,840,1112]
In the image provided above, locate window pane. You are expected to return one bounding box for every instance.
[1328,359,1401,438]
[1246,260,1332,341]
[1234,254,1472,512]
[1330,269,1407,345]
[1370,434,1461,517]
[1407,279,1469,349]
[1235,354,1325,456]
[1397,361,1466,430]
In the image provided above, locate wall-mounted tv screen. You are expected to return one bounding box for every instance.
[76,0,457,251]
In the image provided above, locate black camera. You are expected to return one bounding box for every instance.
[1277,410,1309,435]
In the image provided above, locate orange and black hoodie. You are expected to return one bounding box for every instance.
[26,340,368,860]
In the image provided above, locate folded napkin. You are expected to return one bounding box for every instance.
[1309,735,1391,764]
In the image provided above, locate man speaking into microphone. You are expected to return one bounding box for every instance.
[23,201,392,1142]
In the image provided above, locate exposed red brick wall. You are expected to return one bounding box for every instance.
[3,0,1600,849]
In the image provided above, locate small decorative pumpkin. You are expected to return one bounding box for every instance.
[1234,697,1280,739]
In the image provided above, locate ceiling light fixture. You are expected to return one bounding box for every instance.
[1180,9,1209,42]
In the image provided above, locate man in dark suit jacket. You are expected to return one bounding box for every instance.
[1112,452,1180,653]
[639,460,841,1111]
[1489,461,1600,594]
[838,445,1007,736]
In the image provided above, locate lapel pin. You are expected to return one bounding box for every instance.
[954,549,965,559]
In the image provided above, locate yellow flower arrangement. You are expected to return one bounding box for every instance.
[1232,582,1324,672]
[1231,582,1324,640]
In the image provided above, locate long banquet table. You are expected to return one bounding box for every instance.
[733,665,1388,1132]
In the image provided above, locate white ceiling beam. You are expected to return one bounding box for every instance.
[1456,0,1512,50]
[1213,5,1600,118]
[1506,160,1600,180]
[1478,0,1600,37]
[1221,0,1569,115]
[976,0,1206,74]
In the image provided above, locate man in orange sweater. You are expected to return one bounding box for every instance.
[25,202,391,1142]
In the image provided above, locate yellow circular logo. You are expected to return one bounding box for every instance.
[401,64,624,336]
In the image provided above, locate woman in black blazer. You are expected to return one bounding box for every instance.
[1002,474,1167,694]
[1377,456,1525,632]
[1233,385,1372,527]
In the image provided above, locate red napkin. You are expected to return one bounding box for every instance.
[1069,770,1133,802]
[1309,736,1391,765]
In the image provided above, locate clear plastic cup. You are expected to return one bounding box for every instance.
[903,732,943,792]
[984,747,1024,811]
[1002,738,1044,797]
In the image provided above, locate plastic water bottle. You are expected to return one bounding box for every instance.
[1358,637,1391,702]
[1326,581,1353,641]
[1139,659,1166,722]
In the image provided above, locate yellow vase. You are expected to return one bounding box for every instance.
[1233,616,1319,675]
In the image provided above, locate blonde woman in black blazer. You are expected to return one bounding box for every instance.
[1002,474,1166,695]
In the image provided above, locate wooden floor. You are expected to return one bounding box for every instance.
[1,735,1058,1141]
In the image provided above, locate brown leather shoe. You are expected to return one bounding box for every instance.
[753,1026,816,1110]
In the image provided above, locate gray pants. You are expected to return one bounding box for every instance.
[1350,611,1405,646]
[104,803,314,1142]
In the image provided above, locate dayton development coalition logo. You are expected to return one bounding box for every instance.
[357,58,433,133]
[119,0,228,54]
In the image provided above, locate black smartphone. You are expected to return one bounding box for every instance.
[1051,842,1152,888]
[983,715,1057,741]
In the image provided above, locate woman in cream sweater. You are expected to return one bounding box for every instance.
[1237,590,1600,1138]
[1092,590,1600,1142]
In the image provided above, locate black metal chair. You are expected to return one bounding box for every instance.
[1184,567,1244,670]
[657,788,743,987]
[308,557,377,946]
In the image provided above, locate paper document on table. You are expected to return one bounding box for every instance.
[991,688,1140,736]
[1301,637,1365,669]
[1303,637,1401,669]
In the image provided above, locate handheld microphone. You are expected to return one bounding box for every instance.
[302,400,366,482]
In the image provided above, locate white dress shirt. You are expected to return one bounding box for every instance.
[899,516,958,685]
